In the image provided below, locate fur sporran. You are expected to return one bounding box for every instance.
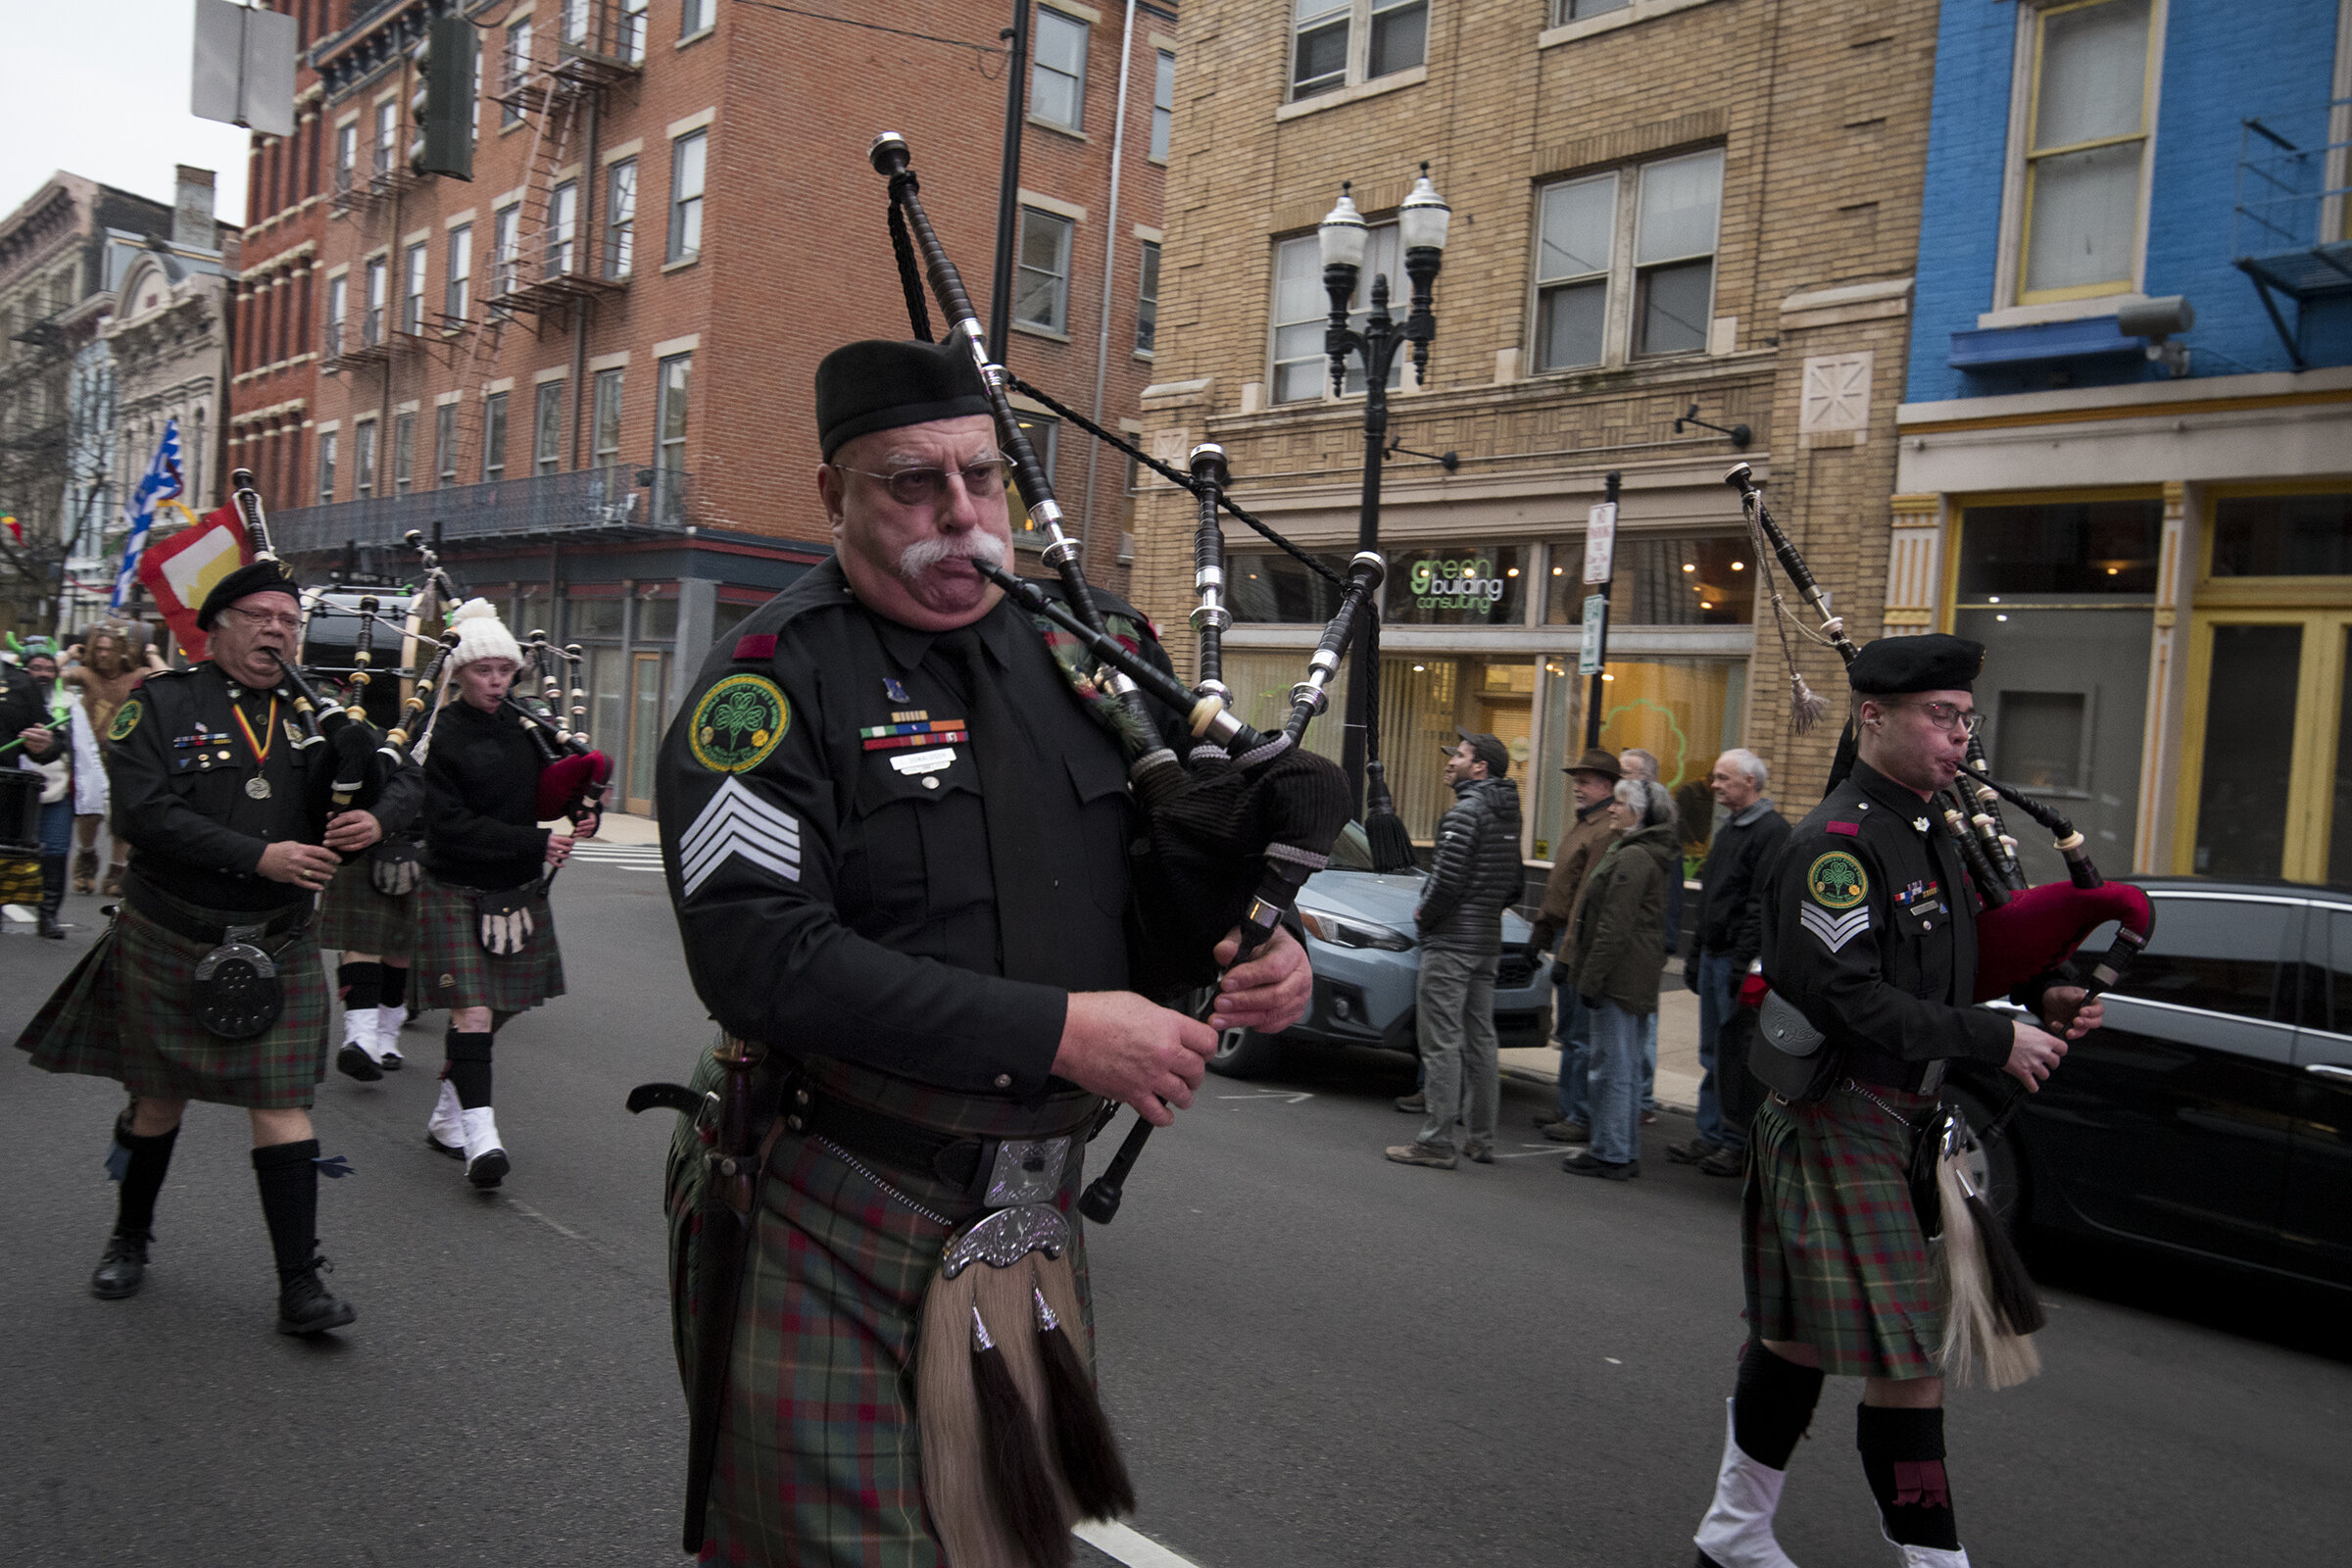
[369,834,423,897]
[475,888,535,955]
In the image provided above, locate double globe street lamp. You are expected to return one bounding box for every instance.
[1317,165,1450,819]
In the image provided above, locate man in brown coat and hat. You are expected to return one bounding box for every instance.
[1527,746,1622,1141]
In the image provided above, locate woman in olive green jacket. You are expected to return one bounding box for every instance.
[1565,778,1679,1178]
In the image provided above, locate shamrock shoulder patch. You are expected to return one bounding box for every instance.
[109,700,142,742]
[1806,850,1868,910]
[689,673,789,774]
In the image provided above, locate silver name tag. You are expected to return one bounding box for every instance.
[891,747,956,775]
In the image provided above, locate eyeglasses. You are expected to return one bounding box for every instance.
[223,607,302,633]
[1893,699,1983,738]
[833,459,1008,508]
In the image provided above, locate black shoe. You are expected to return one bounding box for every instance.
[1697,1145,1746,1178]
[37,910,66,938]
[276,1256,358,1336]
[1561,1152,1639,1180]
[91,1228,151,1299]
[1666,1135,1721,1164]
[334,1041,383,1082]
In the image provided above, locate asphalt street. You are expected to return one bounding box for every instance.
[3,855,2346,1568]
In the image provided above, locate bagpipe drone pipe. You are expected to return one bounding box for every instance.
[1724,460,2158,1384]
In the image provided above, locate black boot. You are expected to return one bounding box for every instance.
[90,1228,151,1298]
[37,853,67,938]
[253,1140,357,1336]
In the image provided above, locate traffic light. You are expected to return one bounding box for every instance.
[409,15,475,181]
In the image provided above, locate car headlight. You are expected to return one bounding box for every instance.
[1296,906,1414,952]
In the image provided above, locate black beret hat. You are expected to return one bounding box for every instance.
[814,339,992,461]
[196,558,301,631]
[1847,633,1984,695]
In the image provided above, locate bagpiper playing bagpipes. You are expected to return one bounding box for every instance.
[1690,464,2156,1568]
[626,128,1392,1566]
[11,470,391,1337]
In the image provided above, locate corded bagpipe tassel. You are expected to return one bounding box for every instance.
[1033,1287,1136,1520]
[970,1304,1073,1568]
[1935,1149,2041,1391]
[1362,760,1417,874]
[1788,670,1828,733]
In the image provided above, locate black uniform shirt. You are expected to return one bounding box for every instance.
[107,662,339,911]
[657,557,1174,1100]
[422,698,551,891]
[1761,760,2012,1087]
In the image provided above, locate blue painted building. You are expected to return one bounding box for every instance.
[1889,0,2352,883]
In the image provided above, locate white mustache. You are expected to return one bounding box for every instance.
[897,531,1006,580]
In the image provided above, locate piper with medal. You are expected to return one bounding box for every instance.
[645,338,1313,1566]
[13,558,364,1336]
[1689,635,2101,1568]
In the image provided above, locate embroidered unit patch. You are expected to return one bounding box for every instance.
[689,674,789,774]
[1799,903,1873,954]
[679,776,803,899]
[109,700,142,741]
[1806,850,1869,910]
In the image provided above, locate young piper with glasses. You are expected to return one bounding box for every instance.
[15,560,363,1337]
[1687,634,2101,1568]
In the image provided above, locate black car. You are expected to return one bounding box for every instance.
[1948,878,2352,1292]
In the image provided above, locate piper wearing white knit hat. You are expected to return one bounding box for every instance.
[446,598,524,669]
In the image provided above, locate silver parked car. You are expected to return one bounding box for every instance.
[1208,821,1552,1079]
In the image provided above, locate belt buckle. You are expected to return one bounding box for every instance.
[223,921,267,946]
[981,1136,1071,1209]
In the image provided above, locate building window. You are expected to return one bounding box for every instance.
[492,204,519,296]
[681,0,712,38]
[434,402,458,487]
[667,130,706,264]
[1292,0,1426,102]
[1553,0,1629,20]
[1530,147,1723,373]
[1151,49,1174,161]
[592,368,623,466]
[1031,9,1088,132]
[1270,223,1404,402]
[1007,412,1058,545]
[325,273,348,357]
[2014,0,2155,303]
[373,99,397,176]
[1014,208,1073,333]
[1135,240,1160,354]
[482,390,509,481]
[620,0,649,62]
[446,222,472,319]
[656,354,690,469]
[534,381,565,473]
[1541,533,1757,625]
[606,159,636,278]
[363,256,388,344]
[318,428,337,503]
[401,242,427,334]
[334,121,357,193]
[548,179,578,276]
[393,410,416,493]
[503,22,531,124]
[354,418,377,498]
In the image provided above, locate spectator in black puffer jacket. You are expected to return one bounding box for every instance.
[1386,730,1523,1171]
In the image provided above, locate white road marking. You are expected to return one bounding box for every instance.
[1494,1144,1567,1159]
[1217,1091,1313,1103]
[1074,1520,1208,1568]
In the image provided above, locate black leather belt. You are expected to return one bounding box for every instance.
[124,873,310,948]
[1845,1048,1936,1094]
[779,1081,1099,1200]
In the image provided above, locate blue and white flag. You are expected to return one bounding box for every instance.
[111,417,183,612]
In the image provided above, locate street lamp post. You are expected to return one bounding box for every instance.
[1318,165,1449,816]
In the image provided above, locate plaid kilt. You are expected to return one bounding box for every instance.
[663,1042,1104,1568]
[1741,1083,1943,1380]
[14,905,330,1110]
[317,858,417,961]
[415,875,564,1013]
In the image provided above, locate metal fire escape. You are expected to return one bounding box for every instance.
[2232,99,2352,369]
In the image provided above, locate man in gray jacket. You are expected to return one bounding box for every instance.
[1388,730,1523,1170]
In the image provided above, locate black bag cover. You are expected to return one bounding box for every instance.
[1124,746,1353,1004]
[1748,988,1842,1105]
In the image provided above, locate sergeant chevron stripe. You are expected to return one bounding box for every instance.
[1798,903,1873,955]
[680,776,802,899]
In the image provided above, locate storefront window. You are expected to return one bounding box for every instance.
[1544,533,1754,624]
[1956,499,2160,597]
[1384,545,1528,626]
[637,595,678,641]
[1227,549,1354,624]
[1531,657,1744,862]
[570,597,624,638]
[2211,493,2352,577]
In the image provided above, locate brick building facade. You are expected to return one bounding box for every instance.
[1133,0,1936,862]
[230,0,1172,813]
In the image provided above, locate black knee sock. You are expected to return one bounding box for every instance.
[111,1115,179,1237]
[252,1140,322,1283]
[337,960,382,1012]
[445,1029,495,1108]
[380,965,408,1009]
[1857,1403,1958,1550]
[1732,1343,1826,1470]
